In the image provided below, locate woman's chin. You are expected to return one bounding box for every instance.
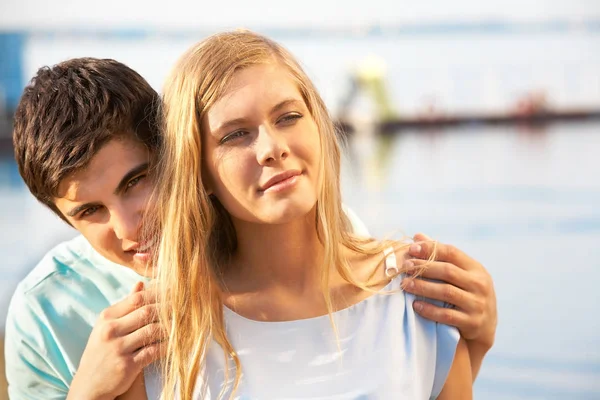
[257,201,317,225]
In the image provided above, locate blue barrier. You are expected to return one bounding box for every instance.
[0,32,25,112]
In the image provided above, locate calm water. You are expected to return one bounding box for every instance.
[1,122,599,399]
[340,122,600,399]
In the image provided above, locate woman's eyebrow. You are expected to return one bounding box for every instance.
[270,98,302,115]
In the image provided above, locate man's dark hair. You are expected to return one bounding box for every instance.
[13,57,161,223]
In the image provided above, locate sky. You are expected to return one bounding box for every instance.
[1,0,600,30]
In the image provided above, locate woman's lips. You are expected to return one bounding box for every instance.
[260,170,302,192]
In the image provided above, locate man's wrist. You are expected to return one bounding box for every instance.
[68,374,114,400]
[465,335,494,381]
[467,333,494,354]
[67,391,114,400]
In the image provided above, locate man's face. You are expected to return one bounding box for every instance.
[54,138,154,275]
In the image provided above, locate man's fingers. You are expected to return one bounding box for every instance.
[411,301,474,336]
[142,279,159,292]
[101,288,159,320]
[115,303,160,337]
[413,233,432,242]
[123,322,166,353]
[402,277,477,312]
[409,233,476,271]
[132,340,167,368]
[130,281,145,294]
[403,259,472,291]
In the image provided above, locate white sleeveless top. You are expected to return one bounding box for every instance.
[195,250,460,399]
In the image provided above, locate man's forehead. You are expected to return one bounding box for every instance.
[55,138,149,200]
[55,164,98,201]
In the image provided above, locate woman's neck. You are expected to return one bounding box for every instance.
[226,207,324,294]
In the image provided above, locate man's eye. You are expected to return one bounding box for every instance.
[126,175,146,190]
[220,130,249,144]
[81,205,101,217]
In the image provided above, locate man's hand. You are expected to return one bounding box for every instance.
[67,282,165,400]
[117,372,148,400]
[401,233,497,378]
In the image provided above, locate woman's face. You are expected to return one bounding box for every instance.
[202,63,322,225]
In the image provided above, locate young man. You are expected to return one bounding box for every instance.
[5,58,497,399]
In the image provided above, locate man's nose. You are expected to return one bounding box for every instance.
[111,209,141,241]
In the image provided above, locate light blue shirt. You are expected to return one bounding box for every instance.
[4,235,155,399]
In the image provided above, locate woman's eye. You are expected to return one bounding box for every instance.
[278,113,302,125]
[220,130,248,144]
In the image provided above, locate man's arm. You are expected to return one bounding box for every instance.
[401,233,497,380]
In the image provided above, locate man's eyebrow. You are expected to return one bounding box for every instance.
[65,163,150,218]
[66,202,99,218]
[113,163,149,195]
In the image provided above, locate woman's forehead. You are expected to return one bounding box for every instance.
[207,65,303,120]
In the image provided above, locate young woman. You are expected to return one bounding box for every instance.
[151,30,473,399]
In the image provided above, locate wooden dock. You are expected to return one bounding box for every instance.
[2,108,600,155]
[337,108,600,135]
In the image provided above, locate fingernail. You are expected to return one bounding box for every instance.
[131,281,144,293]
[409,244,422,254]
[403,260,414,269]
[413,301,423,312]
[402,279,415,290]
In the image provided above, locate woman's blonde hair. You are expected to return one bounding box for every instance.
[152,30,428,400]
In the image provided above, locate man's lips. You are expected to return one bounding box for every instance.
[259,170,302,192]
[124,237,157,254]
